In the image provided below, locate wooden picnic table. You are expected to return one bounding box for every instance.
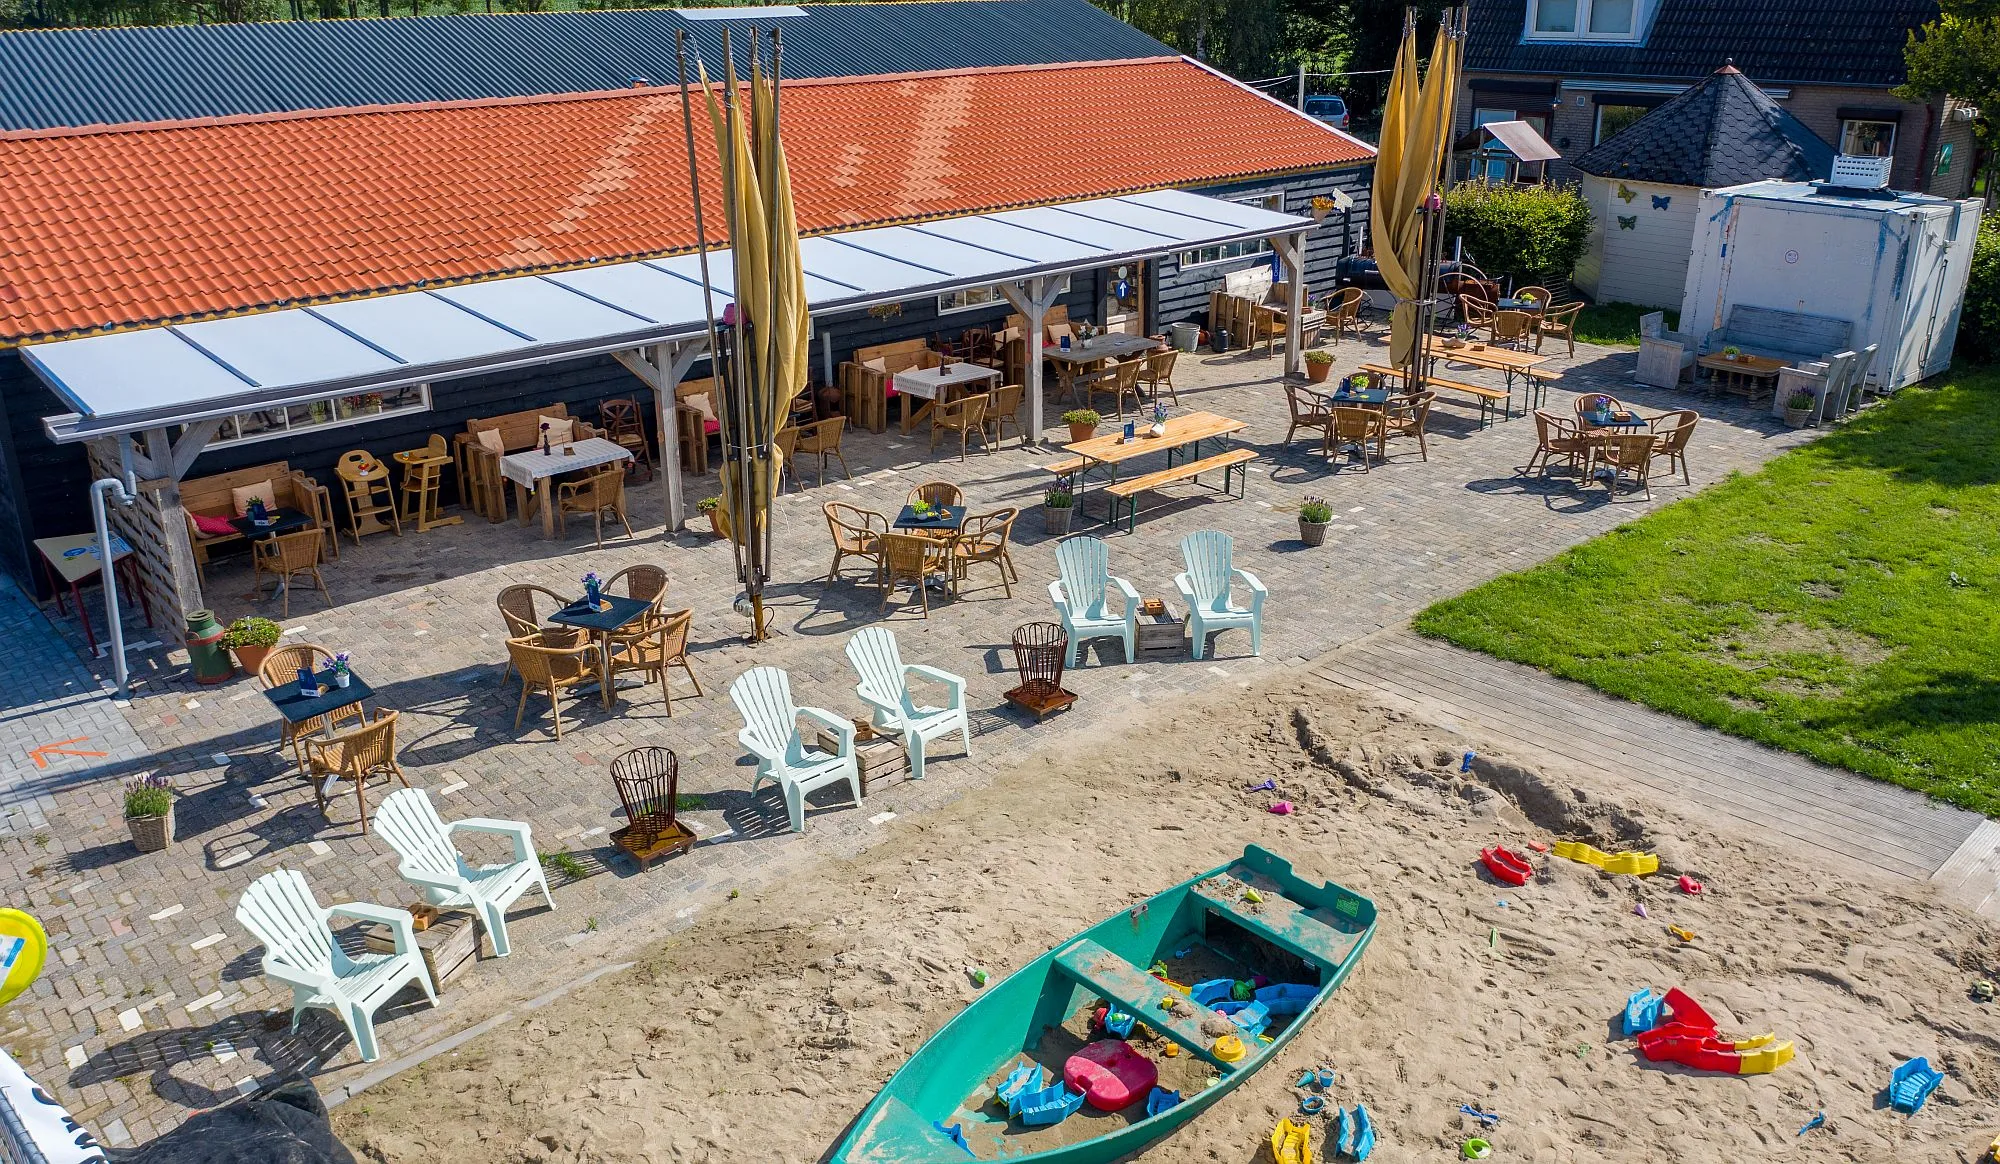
[1425,344,1560,412]
[1043,334,1163,397]
[499,437,633,540]
[893,362,1001,433]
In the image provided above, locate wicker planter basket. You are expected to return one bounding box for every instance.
[128,806,175,853]
[1299,519,1330,547]
[1044,504,1074,535]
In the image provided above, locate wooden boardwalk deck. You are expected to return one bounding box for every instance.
[1310,630,2000,918]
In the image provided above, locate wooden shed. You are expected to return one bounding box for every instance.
[1571,64,1834,310]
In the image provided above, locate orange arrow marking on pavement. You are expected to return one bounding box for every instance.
[28,737,105,769]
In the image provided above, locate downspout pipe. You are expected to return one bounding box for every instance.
[89,443,138,698]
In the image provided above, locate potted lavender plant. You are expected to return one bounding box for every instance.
[125,774,175,853]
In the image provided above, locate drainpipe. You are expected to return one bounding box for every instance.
[89,443,138,699]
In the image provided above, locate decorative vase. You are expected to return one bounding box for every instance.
[1306,361,1333,384]
[232,643,272,677]
[333,671,351,689]
[128,806,174,853]
[1784,405,1812,428]
[1067,423,1097,444]
[184,610,234,685]
[1044,505,1074,536]
[1299,519,1330,547]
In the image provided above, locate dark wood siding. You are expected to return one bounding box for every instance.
[1154,166,1373,331]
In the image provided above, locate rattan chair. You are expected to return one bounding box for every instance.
[258,644,366,775]
[908,482,963,510]
[495,583,570,685]
[823,502,888,586]
[1383,390,1435,461]
[879,532,948,617]
[1460,295,1496,332]
[609,608,700,714]
[1647,409,1699,485]
[301,709,409,834]
[610,747,697,870]
[1490,309,1533,349]
[1084,358,1145,419]
[506,633,602,741]
[1322,287,1366,343]
[1283,383,1336,449]
[1139,349,1180,404]
[606,564,669,613]
[252,529,331,616]
[1573,393,1626,420]
[1513,285,1552,307]
[1525,410,1591,478]
[1600,432,1656,499]
[982,383,1026,448]
[556,468,634,549]
[597,398,652,471]
[1327,405,1386,470]
[1534,302,1584,357]
[929,394,988,460]
[950,508,1019,598]
[792,416,851,484]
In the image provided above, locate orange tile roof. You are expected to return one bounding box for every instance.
[0,57,1370,343]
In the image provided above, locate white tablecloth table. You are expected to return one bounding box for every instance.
[499,437,633,539]
[892,363,1002,432]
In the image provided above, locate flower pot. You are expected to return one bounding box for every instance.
[231,643,272,678]
[1044,505,1074,536]
[1784,406,1812,428]
[333,671,351,689]
[1067,423,1097,444]
[1305,360,1333,384]
[1299,519,1330,547]
[128,806,174,853]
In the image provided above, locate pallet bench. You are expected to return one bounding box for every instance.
[1101,448,1256,532]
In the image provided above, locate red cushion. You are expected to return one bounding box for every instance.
[191,513,237,538]
[1064,1040,1157,1111]
[703,419,721,435]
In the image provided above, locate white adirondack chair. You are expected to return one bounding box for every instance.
[730,666,863,833]
[374,787,555,958]
[234,869,436,1062]
[845,627,971,782]
[1049,536,1140,666]
[1175,530,1266,660]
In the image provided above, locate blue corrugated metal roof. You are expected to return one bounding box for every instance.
[0,0,1175,131]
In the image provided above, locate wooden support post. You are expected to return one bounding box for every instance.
[135,424,215,617]
[1000,276,1063,448]
[615,339,707,532]
[1271,231,1308,379]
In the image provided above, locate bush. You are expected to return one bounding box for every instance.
[1060,409,1101,427]
[1956,217,2000,362]
[220,616,281,649]
[1444,182,1594,288]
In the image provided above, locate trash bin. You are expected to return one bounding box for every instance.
[1170,322,1200,353]
[1209,327,1230,354]
[1005,621,1076,720]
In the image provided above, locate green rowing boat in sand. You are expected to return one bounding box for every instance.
[831,845,1377,1163]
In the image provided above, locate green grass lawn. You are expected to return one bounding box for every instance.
[1574,302,1676,348]
[1414,367,2000,814]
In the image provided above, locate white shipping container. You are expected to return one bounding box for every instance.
[1679,180,1982,390]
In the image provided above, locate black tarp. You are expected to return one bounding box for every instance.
[108,1078,354,1164]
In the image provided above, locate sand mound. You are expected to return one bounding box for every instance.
[334,678,1999,1163]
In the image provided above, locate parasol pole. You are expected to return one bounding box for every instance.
[676,29,726,507]
[717,29,757,603]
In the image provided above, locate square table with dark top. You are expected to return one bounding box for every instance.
[229,507,313,540]
[549,593,653,708]
[892,504,966,533]
[1581,409,1649,430]
[1495,298,1546,314]
[264,668,373,725]
[1327,387,1393,406]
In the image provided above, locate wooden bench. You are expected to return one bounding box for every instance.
[1102,448,1257,532]
[1054,938,1240,1069]
[838,338,936,434]
[453,403,596,522]
[1359,363,1511,428]
[178,461,336,581]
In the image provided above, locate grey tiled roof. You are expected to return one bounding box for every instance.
[1572,65,1836,186]
[1466,0,1938,88]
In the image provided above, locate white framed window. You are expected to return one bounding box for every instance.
[1841,120,1896,158]
[938,275,1070,315]
[1179,193,1286,267]
[184,384,432,448]
[1526,0,1640,40]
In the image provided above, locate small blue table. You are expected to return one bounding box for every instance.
[549,594,652,707]
[1582,410,1648,429]
[1328,388,1393,406]
[264,668,372,725]
[893,504,966,533]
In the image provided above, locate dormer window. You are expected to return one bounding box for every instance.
[1527,0,1640,40]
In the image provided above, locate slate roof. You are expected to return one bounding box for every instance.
[0,58,1371,343]
[1572,64,1834,186]
[1465,0,1938,88]
[0,0,1173,131]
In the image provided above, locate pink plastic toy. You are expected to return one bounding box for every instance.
[1064,1040,1159,1111]
[1678,875,1704,895]
[1268,801,1295,815]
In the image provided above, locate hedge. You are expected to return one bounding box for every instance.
[1956,216,2000,363]
[1443,181,1594,289]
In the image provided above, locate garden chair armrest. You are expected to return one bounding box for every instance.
[904,664,964,697]
[1110,576,1142,610]
[1047,580,1070,616]
[328,903,417,953]
[1235,568,1267,614]
[737,727,780,763]
[1172,572,1196,604]
[259,959,330,995]
[450,818,536,862]
[852,683,901,721]
[396,864,465,896]
[796,705,856,752]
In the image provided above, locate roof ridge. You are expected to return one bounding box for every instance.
[0,55,1182,142]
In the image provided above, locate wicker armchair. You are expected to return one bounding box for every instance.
[951,508,1019,598]
[792,416,851,484]
[908,482,963,510]
[598,398,653,474]
[824,502,888,586]
[1139,349,1179,404]
[302,709,409,833]
[929,395,988,460]
[982,383,1026,448]
[252,529,331,616]
[506,634,602,741]
[556,468,634,549]
[1574,393,1626,420]
[1321,287,1365,343]
[1490,310,1533,350]
[1534,302,1584,357]
[1599,432,1656,499]
[1647,410,1699,486]
[1081,358,1144,419]
[610,608,700,714]
[1327,405,1386,469]
[1525,410,1591,478]
[258,644,366,775]
[606,564,669,613]
[1283,383,1337,449]
[879,532,948,617]
[1382,390,1435,461]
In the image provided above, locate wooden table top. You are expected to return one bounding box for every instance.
[1062,410,1244,467]
[1043,335,1163,364]
[1430,345,1552,372]
[1697,352,1787,375]
[34,533,133,585]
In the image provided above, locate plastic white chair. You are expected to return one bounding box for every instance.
[845,627,971,782]
[1049,536,1139,666]
[374,787,555,958]
[730,666,863,833]
[234,869,436,1062]
[1175,530,1266,660]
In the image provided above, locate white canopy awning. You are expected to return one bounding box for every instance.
[32,188,1313,442]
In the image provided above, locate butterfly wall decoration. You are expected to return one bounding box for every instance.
[1651,194,1672,210]
[1617,215,1638,230]
[1617,183,1637,203]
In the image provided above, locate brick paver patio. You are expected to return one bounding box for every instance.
[0,332,1817,1145]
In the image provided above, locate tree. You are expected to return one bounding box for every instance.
[1901,0,2000,176]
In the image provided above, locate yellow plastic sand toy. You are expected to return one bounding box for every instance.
[1271,1117,1315,1164]
[1212,1034,1247,1063]
[1552,840,1659,876]
[0,909,47,1007]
